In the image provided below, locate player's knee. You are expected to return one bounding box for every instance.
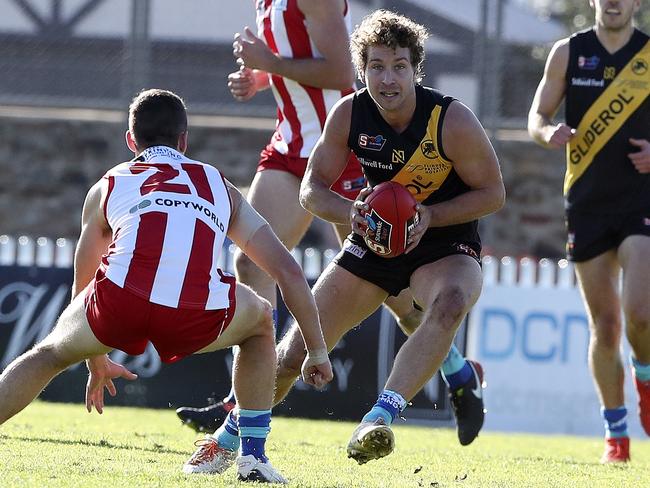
[233,249,257,281]
[429,286,473,332]
[625,303,650,334]
[590,318,621,350]
[254,297,275,339]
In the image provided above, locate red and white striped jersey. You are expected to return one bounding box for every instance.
[100,146,233,310]
[256,0,353,158]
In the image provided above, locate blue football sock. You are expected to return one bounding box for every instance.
[213,410,239,451]
[238,408,272,463]
[631,356,650,381]
[441,344,472,390]
[602,406,628,439]
[362,390,407,426]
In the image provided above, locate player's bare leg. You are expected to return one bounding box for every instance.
[234,170,313,306]
[274,264,388,404]
[0,290,111,425]
[346,256,482,464]
[619,235,650,437]
[185,283,281,476]
[334,226,485,445]
[178,170,313,432]
[575,250,629,462]
[383,255,482,399]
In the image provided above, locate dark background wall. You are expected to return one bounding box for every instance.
[0,113,568,258]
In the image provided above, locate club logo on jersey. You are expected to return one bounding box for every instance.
[420,140,439,160]
[359,134,386,151]
[129,199,152,214]
[363,209,392,256]
[392,149,405,164]
[578,55,600,70]
[633,59,648,75]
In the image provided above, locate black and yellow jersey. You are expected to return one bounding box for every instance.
[565,28,650,214]
[348,85,471,206]
[347,84,478,241]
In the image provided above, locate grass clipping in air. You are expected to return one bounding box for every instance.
[0,401,649,487]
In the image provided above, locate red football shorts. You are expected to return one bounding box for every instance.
[84,270,236,363]
[257,144,366,200]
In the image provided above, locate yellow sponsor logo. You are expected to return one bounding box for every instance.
[392,149,405,164]
[569,91,635,165]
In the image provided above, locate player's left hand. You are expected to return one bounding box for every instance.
[85,354,138,414]
[405,204,430,254]
[233,27,278,72]
[628,138,650,173]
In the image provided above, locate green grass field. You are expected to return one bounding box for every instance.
[0,401,649,487]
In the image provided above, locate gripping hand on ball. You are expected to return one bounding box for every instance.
[405,203,430,254]
[350,186,373,237]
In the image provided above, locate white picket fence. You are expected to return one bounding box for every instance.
[0,234,578,288]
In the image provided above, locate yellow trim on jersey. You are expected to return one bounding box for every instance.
[391,104,453,202]
[565,39,650,194]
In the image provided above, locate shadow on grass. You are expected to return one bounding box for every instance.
[0,433,187,455]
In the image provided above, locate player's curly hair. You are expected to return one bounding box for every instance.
[129,88,187,149]
[350,10,429,83]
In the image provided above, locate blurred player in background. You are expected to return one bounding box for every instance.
[0,89,332,484]
[289,10,502,464]
[528,0,650,464]
[177,0,487,452]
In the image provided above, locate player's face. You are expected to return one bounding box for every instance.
[591,0,640,31]
[363,45,416,114]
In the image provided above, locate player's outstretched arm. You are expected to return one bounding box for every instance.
[226,182,333,388]
[300,96,356,224]
[528,39,575,148]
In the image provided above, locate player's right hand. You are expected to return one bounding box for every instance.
[350,186,373,237]
[546,123,575,148]
[228,67,257,102]
[301,349,333,389]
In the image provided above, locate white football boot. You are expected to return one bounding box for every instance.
[182,436,236,474]
[236,454,288,484]
[346,417,395,465]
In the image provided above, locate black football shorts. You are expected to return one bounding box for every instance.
[334,222,481,296]
[566,208,650,262]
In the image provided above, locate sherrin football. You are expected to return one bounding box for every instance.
[363,181,418,258]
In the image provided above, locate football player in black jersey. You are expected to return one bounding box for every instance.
[276,10,503,464]
[528,0,650,464]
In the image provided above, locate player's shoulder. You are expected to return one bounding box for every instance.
[546,35,573,62]
[328,91,355,121]
[443,99,479,135]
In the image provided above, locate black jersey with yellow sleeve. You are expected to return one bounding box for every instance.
[564,28,650,215]
[347,84,478,242]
